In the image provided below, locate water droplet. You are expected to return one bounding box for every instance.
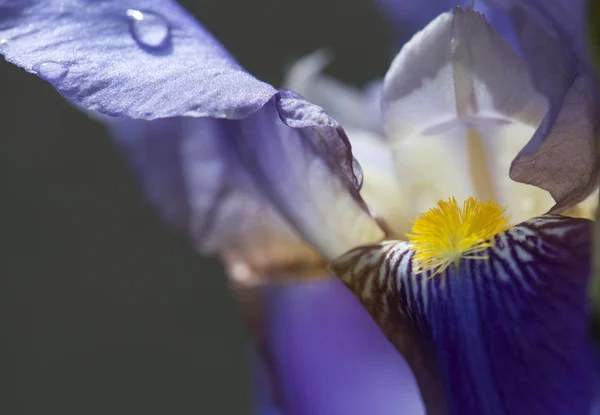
[34,61,68,82]
[126,9,171,50]
[352,156,364,191]
[0,39,8,51]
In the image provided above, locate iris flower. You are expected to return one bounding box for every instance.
[1,0,599,414]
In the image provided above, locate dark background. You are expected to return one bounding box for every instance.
[0,0,391,413]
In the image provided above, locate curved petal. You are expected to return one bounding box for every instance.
[252,350,282,415]
[282,53,405,235]
[380,4,597,224]
[0,0,276,119]
[345,128,410,237]
[108,117,324,283]
[109,102,384,278]
[371,0,518,49]
[0,0,385,267]
[382,7,547,141]
[282,51,384,134]
[382,7,557,220]
[483,0,600,209]
[222,93,385,261]
[332,216,595,415]
[264,277,424,415]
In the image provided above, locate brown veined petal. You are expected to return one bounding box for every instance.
[331,215,595,415]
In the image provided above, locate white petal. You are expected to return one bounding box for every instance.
[382,7,547,141]
[390,128,477,221]
[346,129,410,237]
[476,122,555,223]
[381,7,552,214]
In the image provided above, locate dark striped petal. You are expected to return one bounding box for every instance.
[331,215,595,415]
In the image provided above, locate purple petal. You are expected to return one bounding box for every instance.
[483,0,600,209]
[108,117,323,278]
[264,277,424,415]
[108,96,384,274]
[222,92,385,261]
[0,0,276,119]
[332,216,596,414]
[108,102,384,274]
[252,350,282,415]
[0,0,385,266]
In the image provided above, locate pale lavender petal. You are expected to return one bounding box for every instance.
[483,0,600,209]
[471,2,521,51]
[108,117,322,279]
[265,277,424,415]
[282,52,409,234]
[223,92,385,261]
[109,100,384,275]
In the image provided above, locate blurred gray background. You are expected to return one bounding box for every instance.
[0,0,391,413]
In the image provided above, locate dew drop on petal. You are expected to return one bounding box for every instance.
[352,156,364,191]
[126,9,171,50]
[34,61,68,82]
[0,39,8,51]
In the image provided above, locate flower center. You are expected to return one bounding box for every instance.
[407,197,511,275]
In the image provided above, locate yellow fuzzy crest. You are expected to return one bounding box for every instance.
[407,197,511,275]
